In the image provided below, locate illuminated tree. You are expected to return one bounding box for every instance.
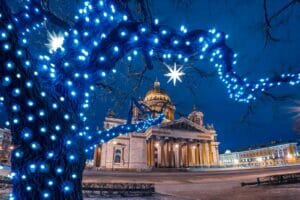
[1,0,300,199]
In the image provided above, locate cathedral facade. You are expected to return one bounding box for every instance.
[93,81,220,170]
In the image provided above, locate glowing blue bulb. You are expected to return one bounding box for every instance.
[26,186,32,191]
[43,192,50,198]
[3,43,11,50]
[71,91,77,96]
[50,135,57,141]
[99,56,105,62]
[55,125,61,131]
[39,110,45,117]
[56,167,63,174]
[113,46,119,52]
[11,104,20,112]
[12,88,21,97]
[52,103,58,109]
[120,31,126,36]
[2,76,11,86]
[64,114,70,120]
[13,118,19,124]
[31,143,39,149]
[1,32,7,39]
[140,27,146,32]
[7,24,13,30]
[26,81,32,88]
[22,38,27,44]
[71,125,76,130]
[69,155,75,160]
[40,164,46,170]
[64,186,70,192]
[5,61,14,70]
[40,127,47,133]
[71,174,77,179]
[29,164,36,170]
[47,152,54,158]
[48,180,54,186]
[27,100,34,107]
[15,151,21,158]
[27,115,34,122]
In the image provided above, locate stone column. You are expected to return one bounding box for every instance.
[150,138,155,167]
[178,143,182,167]
[206,142,210,167]
[174,141,179,168]
[93,145,101,167]
[161,140,165,167]
[198,143,203,166]
[170,139,175,168]
[186,142,190,167]
[195,143,200,166]
[146,140,150,166]
[201,142,207,166]
[182,144,186,167]
[156,139,161,167]
[166,140,170,167]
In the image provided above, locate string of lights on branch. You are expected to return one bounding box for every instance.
[36,1,300,103]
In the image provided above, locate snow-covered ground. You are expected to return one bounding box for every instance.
[84,165,300,200]
[1,166,300,199]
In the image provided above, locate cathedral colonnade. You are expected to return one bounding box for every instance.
[146,136,217,168]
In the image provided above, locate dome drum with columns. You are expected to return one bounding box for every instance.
[93,81,220,171]
[133,81,175,121]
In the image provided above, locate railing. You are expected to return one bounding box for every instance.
[0,176,11,190]
[241,172,300,186]
[0,177,155,197]
[82,182,155,197]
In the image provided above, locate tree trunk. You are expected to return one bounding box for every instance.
[11,149,86,199]
[1,2,88,198]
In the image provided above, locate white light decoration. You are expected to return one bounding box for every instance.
[46,31,64,52]
[164,63,185,86]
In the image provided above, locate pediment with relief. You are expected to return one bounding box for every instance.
[159,117,208,133]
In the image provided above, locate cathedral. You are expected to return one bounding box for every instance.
[93,81,220,170]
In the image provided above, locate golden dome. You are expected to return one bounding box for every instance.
[144,81,172,102]
[142,81,175,121]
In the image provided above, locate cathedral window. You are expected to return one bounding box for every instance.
[114,149,122,163]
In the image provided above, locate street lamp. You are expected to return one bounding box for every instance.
[233,159,239,167]
[256,157,263,167]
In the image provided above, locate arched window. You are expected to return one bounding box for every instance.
[114,149,122,163]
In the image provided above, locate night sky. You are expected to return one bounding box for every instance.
[2,0,300,153]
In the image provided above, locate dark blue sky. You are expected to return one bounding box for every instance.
[2,0,300,153]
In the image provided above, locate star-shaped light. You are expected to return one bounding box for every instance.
[46,31,64,52]
[164,63,185,86]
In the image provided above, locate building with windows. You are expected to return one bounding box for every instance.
[0,128,12,164]
[220,142,298,168]
[93,81,220,171]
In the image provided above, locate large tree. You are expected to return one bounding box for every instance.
[1,0,300,199]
